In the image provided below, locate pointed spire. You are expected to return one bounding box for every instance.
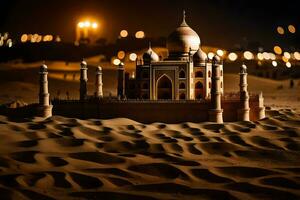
[181,10,188,26]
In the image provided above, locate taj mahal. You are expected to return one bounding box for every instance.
[25,11,265,123]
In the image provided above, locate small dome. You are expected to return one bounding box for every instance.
[81,60,87,68]
[40,63,47,71]
[143,43,159,62]
[193,48,207,63]
[167,11,200,56]
[212,55,221,62]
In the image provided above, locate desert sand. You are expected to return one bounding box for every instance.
[0,108,299,200]
[0,59,300,199]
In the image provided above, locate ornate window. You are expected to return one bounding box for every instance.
[179,70,185,78]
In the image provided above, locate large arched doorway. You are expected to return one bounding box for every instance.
[195,81,204,99]
[157,75,172,99]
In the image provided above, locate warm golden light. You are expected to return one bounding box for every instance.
[129,53,137,61]
[216,49,224,57]
[112,58,121,65]
[272,61,277,67]
[207,52,214,60]
[288,25,296,33]
[286,62,291,68]
[131,72,135,78]
[120,30,128,38]
[117,51,125,59]
[257,53,264,60]
[243,51,254,60]
[78,22,84,28]
[84,21,91,27]
[262,52,270,60]
[282,56,289,63]
[228,52,237,61]
[283,52,291,59]
[294,52,300,60]
[269,53,276,60]
[91,22,98,29]
[21,34,28,43]
[273,46,282,55]
[135,31,145,39]
[277,26,284,35]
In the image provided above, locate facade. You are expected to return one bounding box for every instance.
[32,11,265,123]
[125,11,223,100]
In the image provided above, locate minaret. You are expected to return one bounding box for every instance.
[95,66,103,98]
[258,92,266,119]
[209,55,223,123]
[38,63,52,117]
[80,59,88,100]
[117,62,125,99]
[238,64,250,121]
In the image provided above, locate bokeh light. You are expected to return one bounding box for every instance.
[262,52,270,60]
[282,56,289,63]
[283,52,291,59]
[277,26,284,35]
[243,51,254,60]
[117,51,125,59]
[273,46,282,55]
[21,34,28,43]
[216,49,224,57]
[135,31,145,39]
[288,25,296,33]
[112,58,121,65]
[228,52,237,61]
[91,22,98,29]
[294,52,300,60]
[129,53,137,61]
[257,53,264,60]
[286,62,291,68]
[272,61,277,67]
[120,30,128,38]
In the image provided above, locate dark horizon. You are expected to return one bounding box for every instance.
[0,0,299,49]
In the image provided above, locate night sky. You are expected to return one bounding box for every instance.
[0,0,299,49]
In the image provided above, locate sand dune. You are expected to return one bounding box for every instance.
[0,109,299,200]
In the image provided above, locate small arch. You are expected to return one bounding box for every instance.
[179,70,186,78]
[209,82,211,88]
[221,81,223,88]
[195,71,203,78]
[220,70,223,76]
[208,71,211,77]
[195,81,203,89]
[179,93,186,99]
[157,74,172,99]
[142,82,149,89]
[179,82,186,89]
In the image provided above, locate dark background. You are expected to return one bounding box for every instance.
[0,0,299,49]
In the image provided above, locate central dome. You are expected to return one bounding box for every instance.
[167,11,201,57]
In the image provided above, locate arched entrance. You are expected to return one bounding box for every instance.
[157,75,172,99]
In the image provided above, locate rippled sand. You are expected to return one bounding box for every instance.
[0,109,299,200]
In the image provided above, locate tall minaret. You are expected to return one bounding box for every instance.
[117,62,125,99]
[95,66,103,98]
[209,55,223,123]
[80,59,88,100]
[258,92,265,119]
[38,63,52,117]
[238,64,250,121]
